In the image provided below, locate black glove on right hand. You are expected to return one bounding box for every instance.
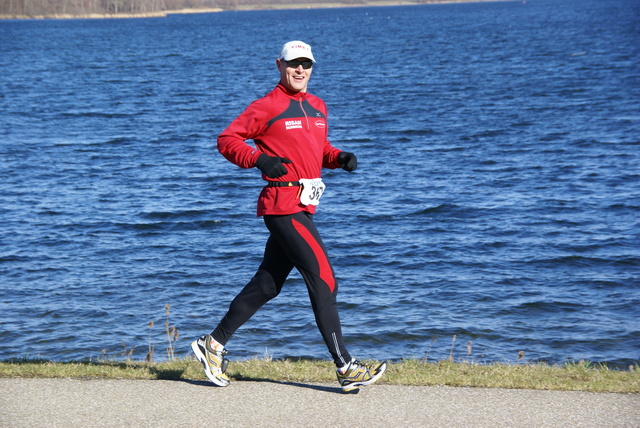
[337,151,358,172]
[255,153,292,179]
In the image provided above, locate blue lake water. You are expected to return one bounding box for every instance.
[1,0,639,367]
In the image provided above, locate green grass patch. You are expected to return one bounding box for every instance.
[1,357,638,393]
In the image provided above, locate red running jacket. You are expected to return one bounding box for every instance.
[218,83,344,216]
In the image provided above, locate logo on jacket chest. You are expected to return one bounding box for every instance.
[285,120,303,130]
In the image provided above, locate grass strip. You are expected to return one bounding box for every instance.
[1,358,638,393]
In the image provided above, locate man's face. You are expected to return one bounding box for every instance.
[277,57,313,93]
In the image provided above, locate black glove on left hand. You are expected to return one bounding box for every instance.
[255,153,292,179]
[337,152,357,172]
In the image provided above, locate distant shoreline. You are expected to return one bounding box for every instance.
[0,7,223,20]
[0,0,513,20]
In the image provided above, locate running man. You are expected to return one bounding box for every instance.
[191,41,386,392]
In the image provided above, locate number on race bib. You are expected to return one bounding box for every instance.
[299,178,326,206]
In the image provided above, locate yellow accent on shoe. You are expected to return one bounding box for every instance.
[191,335,231,387]
[336,359,387,392]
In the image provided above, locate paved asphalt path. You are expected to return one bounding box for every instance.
[1,378,638,427]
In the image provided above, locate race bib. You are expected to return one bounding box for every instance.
[299,178,326,206]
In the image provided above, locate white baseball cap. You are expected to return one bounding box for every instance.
[279,41,316,63]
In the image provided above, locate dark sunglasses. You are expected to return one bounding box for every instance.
[284,59,314,69]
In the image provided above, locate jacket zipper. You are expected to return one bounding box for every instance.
[299,98,310,130]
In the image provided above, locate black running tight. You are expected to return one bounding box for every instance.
[211,211,351,367]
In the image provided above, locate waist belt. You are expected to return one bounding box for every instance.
[267,181,301,187]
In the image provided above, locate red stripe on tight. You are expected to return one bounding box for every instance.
[291,218,335,293]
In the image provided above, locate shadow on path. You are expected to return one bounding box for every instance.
[177,377,357,394]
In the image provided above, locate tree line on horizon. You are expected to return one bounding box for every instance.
[0,0,442,17]
[2,0,216,16]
